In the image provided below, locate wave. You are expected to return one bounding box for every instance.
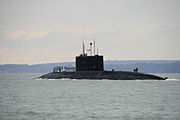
[165,78,180,81]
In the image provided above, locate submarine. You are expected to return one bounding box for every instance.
[40,41,167,80]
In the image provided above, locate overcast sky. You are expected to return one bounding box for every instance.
[0,0,180,64]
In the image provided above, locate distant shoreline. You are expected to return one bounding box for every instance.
[0,60,180,73]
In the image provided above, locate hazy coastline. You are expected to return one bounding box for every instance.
[0,60,180,73]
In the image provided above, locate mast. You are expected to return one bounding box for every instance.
[82,39,85,56]
[94,37,95,56]
[90,43,92,56]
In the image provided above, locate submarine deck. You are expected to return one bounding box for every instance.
[40,71,166,80]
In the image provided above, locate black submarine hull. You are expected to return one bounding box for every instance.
[40,71,166,80]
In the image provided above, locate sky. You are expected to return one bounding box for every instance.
[0,0,180,64]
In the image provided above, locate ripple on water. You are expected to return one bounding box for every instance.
[0,73,180,120]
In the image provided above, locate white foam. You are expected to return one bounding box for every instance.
[165,79,180,81]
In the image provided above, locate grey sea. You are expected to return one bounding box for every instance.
[0,73,180,120]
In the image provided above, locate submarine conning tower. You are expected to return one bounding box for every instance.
[76,41,104,71]
[76,55,104,71]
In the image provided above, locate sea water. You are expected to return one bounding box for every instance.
[0,73,180,120]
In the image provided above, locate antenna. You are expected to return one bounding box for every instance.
[82,39,85,56]
[94,37,95,56]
